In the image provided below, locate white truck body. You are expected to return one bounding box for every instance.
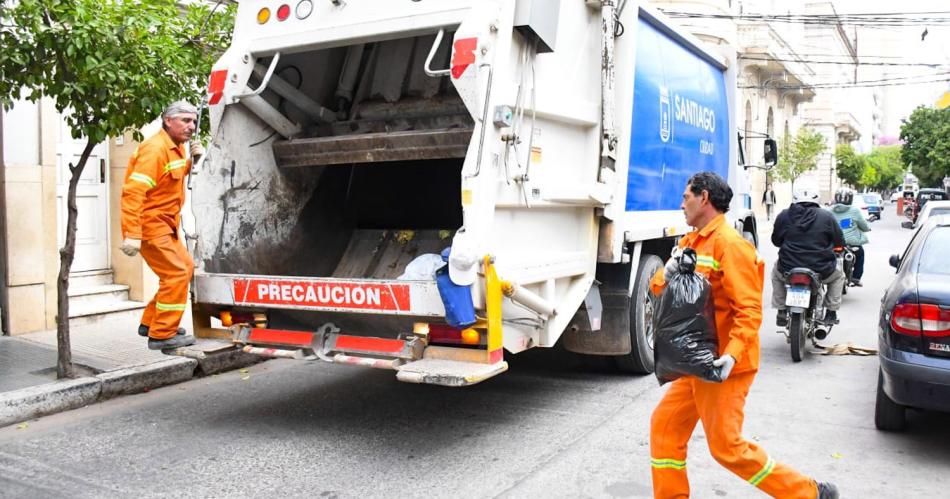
[190,0,758,385]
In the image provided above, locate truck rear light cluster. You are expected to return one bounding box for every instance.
[891,303,950,337]
[422,323,481,345]
[258,1,312,24]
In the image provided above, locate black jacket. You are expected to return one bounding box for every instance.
[772,202,845,278]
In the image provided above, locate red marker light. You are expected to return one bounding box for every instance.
[277,4,291,21]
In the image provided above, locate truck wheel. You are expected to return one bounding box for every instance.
[875,369,906,431]
[615,254,663,374]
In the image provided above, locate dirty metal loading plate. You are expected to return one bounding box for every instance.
[272,128,473,167]
[396,358,508,387]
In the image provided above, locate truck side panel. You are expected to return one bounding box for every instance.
[625,16,729,212]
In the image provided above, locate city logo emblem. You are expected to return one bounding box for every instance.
[659,85,671,143]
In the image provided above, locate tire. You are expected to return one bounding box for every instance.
[789,312,805,362]
[875,369,906,431]
[615,254,663,374]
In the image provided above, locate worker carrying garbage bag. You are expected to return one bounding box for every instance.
[646,172,838,499]
[653,247,722,385]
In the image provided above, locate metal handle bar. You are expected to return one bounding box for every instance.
[231,52,281,102]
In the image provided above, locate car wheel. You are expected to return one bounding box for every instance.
[875,368,906,431]
[615,254,662,374]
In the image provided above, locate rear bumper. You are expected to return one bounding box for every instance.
[879,340,950,411]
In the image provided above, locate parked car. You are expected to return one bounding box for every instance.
[877,214,950,431]
[914,200,950,229]
[890,191,900,203]
[862,193,884,219]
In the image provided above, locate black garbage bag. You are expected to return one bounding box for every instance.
[653,248,722,385]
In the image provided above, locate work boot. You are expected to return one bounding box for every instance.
[824,310,839,324]
[817,481,839,499]
[148,334,196,350]
[776,309,788,327]
[138,325,187,337]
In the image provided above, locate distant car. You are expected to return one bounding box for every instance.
[915,200,950,229]
[863,193,884,218]
[890,191,899,203]
[877,214,950,431]
[853,194,880,220]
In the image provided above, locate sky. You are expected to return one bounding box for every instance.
[834,0,950,137]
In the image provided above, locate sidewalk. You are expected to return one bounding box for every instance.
[0,311,257,428]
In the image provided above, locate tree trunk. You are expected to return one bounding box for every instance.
[56,139,96,379]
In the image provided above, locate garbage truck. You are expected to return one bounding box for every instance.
[188,0,766,386]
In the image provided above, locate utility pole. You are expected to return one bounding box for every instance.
[0,109,9,335]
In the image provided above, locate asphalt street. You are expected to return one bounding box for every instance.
[1,204,948,499]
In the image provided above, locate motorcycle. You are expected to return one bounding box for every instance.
[780,268,835,362]
[837,246,859,295]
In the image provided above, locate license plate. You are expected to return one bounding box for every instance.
[785,287,810,308]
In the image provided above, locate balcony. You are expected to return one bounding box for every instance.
[738,22,816,105]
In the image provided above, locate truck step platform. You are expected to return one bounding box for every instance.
[396,358,508,387]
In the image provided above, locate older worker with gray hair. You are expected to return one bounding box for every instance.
[119,100,204,350]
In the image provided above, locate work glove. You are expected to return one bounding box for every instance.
[712,354,736,381]
[190,141,205,161]
[663,246,684,280]
[120,238,142,257]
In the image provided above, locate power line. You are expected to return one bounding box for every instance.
[741,76,950,90]
[739,56,948,68]
[661,10,950,27]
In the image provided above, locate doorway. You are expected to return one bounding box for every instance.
[56,117,109,272]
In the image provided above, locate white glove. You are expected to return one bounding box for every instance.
[712,354,736,381]
[663,247,684,280]
[190,141,205,160]
[120,238,142,257]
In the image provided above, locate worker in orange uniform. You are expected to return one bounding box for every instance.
[120,101,203,350]
[648,172,838,499]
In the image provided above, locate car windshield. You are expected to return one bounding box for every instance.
[863,195,877,203]
[928,207,950,218]
[919,226,950,275]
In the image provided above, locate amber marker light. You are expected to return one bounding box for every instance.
[257,7,271,24]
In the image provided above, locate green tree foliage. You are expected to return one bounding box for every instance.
[776,127,827,187]
[0,0,234,378]
[866,146,904,191]
[900,106,950,187]
[836,143,904,192]
[835,143,864,187]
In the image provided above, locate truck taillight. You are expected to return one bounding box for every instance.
[277,4,290,21]
[257,7,270,24]
[220,310,267,328]
[889,303,949,337]
[427,324,481,345]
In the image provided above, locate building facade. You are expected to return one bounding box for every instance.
[0,97,158,335]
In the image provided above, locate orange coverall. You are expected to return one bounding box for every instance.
[648,214,817,498]
[120,129,193,341]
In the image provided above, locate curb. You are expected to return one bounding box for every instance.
[98,357,198,400]
[0,377,101,428]
[1,349,259,429]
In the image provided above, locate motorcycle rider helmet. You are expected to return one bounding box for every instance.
[834,188,853,205]
[792,187,820,204]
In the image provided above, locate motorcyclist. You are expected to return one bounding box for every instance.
[771,187,847,326]
[829,188,871,286]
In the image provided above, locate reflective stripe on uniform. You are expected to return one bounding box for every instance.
[696,255,721,271]
[748,457,775,486]
[129,172,156,188]
[156,302,187,312]
[651,457,687,470]
[164,159,187,173]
